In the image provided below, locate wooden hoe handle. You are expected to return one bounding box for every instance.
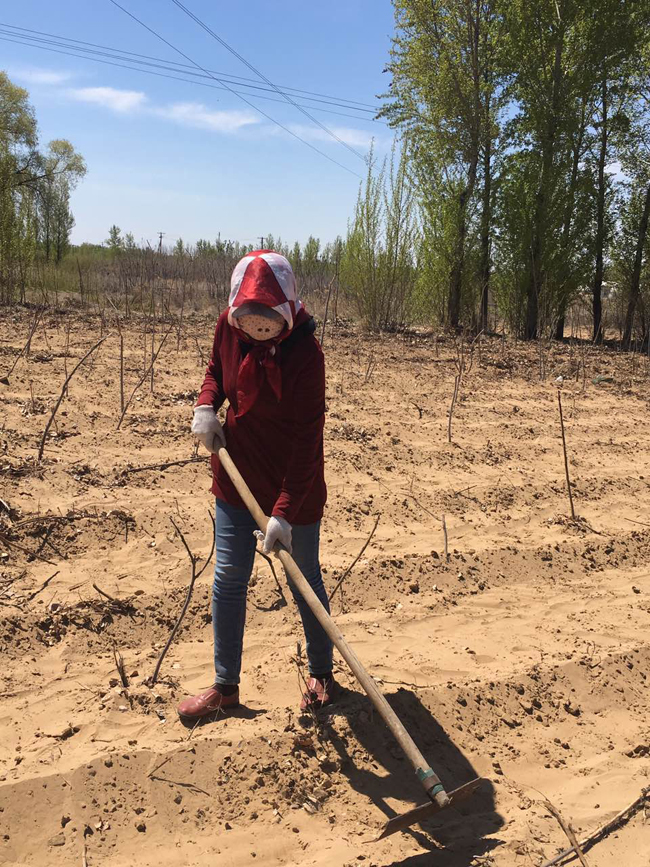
[217,446,450,808]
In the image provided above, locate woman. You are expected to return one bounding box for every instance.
[178,250,335,721]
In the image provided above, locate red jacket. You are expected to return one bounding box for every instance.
[197,311,327,525]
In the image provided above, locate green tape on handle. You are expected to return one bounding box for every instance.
[416,768,436,783]
[416,768,444,797]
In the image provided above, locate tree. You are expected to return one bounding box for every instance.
[617,61,650,349]
[0,72,85,301]
[106,225,123,251]
[382,0,503,330]
[342,142,418,329]
[37,140,86,262]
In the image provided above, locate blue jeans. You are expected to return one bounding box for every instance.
[212,499,333,685]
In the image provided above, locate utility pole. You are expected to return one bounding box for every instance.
[157,231,165,254]
[258,236,265,249]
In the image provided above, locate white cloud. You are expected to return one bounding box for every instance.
[8,66,73,85]
[155,101,259,133]
[68,86,146,113]
[287,123,375,149]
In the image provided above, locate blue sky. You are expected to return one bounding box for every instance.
[2,2,395,248]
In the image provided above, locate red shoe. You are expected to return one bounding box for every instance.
[177,684,239,720]
[300,675,337,711]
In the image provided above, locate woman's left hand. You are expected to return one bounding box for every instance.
[255,516,292,554]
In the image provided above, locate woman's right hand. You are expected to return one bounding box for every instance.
[191,405,225,453]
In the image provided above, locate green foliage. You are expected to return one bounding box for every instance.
[379,0,650,341]
[0,71,86,302]
[341,142,419,329]
[105,225,123,251]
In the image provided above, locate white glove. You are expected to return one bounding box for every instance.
[254,516,292,554]
[191,405,225,453]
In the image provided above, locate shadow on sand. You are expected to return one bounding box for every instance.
[306,684,504,866]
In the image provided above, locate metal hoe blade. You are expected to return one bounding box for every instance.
[376,777,484,840]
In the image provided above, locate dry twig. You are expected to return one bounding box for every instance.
[447,331,481,443]
[25,570,60,602]
[0,307,44,384]
[150,510,215,686]
[112,646,129,689]
[442,514,449,562]
[540,787,649,867]
[116,321,174,430]
[328,513,380,603]
[320,276,336,347]
[0,532,57,565]
[254,548,287,603]
[543,799,590,867]
[122,456,209,474]
[557,387,576,520]
[38,334,111,460]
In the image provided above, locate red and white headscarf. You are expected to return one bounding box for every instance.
[227,250,303,330]
[227,250,309,417]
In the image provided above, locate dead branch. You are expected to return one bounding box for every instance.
[92,583,133,614]
[194,336,208,367]
[119,332,125,414]
[557,388,576,520]
[254,548,287,603]
[112,646,130,689]
[291,641,321,729]
[0,306,44,384]
[447,372,461,443]
[37,334,111,460]
[150,510,215,686]
[540,787,649,867]
[364,351,377,384]
[442,514,449,562]
[9,510,101,530]
[320,276,336,347]
[402,491,439,520]
[0,532,57,565]
[328,513,380,603]
[447,331,482,443]
[624,516,650,528]
[117,321,174,430]
[543,799,590,867]
[25,570,60,602]
[121,456,209,474]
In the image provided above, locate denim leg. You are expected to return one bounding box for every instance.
[212,499,257,685]
[289,521,334,677]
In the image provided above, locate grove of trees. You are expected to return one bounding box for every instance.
[0,72,86,305]
[368,0,650,346]
[2,0,650,352]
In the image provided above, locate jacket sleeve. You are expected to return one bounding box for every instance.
[196,319,226,410]
[272,344,325,524]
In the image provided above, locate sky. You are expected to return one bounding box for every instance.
[1,1,396,249]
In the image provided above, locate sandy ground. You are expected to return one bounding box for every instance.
[1,308,649,867]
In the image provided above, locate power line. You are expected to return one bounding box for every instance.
[0,33,383,125]
[169,0,367,162]
[106,0,363,178]
[0,21,379,111]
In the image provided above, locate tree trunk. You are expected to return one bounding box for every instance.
[555,98,587,341]
[480,133,492,333]
[448,191,467,329]
[448,160,477,329]
[593,76,608,343]
[622,181,650,349]
[525,27,565,340]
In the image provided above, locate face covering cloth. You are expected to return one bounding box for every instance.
[226,250,309,417]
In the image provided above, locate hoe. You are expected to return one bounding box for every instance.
[218,446,484,840]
